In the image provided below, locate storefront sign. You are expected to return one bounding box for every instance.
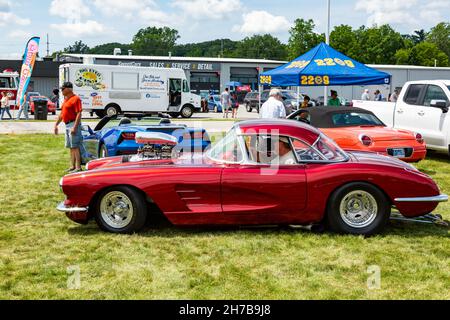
[95,59,221,72]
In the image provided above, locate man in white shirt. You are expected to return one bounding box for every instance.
[361,89,370,101]
[260,88,286,119]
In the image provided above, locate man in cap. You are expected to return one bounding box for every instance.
[260,88,286,119]
[54,82,84,173]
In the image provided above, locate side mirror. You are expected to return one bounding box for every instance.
[430,100,449,113]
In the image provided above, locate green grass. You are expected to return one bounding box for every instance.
[0,134,449,300]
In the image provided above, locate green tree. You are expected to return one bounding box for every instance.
[288,19,324,59]
[173,39,239,58]
[132,26,180,56]
[64,40,90,54]
[427,22,450,59]
[234,34,287,60]
[353,25,405,64]
[330,25,358,58]
[396,42,449,67]
[89,42,132,55]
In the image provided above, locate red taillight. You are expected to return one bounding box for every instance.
[121,132,136,140]
[415,133,424,144]
[359,135,373,146]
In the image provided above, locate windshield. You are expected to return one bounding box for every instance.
[208,129,243,163]
[312,134,348,162]
[331,112,384,127]
[447,86,450,92]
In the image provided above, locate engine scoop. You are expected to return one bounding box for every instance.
[135,132,178,146]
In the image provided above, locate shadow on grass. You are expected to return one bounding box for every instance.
[67,215,449,239]
[425,151,450,164]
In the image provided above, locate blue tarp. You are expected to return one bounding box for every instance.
[260,42,391,87]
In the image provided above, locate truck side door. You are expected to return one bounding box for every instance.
[394,84,426,133]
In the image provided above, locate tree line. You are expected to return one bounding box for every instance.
[59,20,450,67]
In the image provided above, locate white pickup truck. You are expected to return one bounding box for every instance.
[353,80,450,156]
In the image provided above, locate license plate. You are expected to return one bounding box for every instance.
[392,148,405,158]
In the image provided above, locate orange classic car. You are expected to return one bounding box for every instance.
[288,106,427,162]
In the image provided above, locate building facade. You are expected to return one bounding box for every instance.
[60,54,283,93]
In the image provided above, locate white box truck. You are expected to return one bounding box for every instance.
[59,64,201,118]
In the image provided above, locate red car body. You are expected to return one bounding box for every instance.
[30,96,56,115]
[58,120,447,235]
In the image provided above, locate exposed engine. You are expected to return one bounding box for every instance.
[126,132,179,162]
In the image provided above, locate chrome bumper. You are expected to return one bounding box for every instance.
[57,202,89,213]
[394,194,448,203]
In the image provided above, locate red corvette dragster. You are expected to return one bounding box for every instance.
[57,120,447,235]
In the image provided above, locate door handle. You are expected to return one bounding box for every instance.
[397,109,404,114]
[418,111,425,116]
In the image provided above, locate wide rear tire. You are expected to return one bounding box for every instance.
[326,182,390,236]
[94,186,147,234]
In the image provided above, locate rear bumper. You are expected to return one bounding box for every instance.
[394,194,448,203]
[57,202,90,225]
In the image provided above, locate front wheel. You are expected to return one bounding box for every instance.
[326,182,390,235]
[180,105,194,118]
[94,186,147,234]
[105,104,120,117]
[246,103,252,112]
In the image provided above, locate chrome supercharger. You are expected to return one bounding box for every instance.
[128,132,180,161]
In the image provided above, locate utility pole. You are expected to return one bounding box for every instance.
[46,33,50,57]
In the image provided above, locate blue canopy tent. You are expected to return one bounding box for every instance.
[260,42,391,87]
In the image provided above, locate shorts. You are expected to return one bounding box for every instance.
[65,122,83,149]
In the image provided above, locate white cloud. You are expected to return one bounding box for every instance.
[49,0,91,21]
[172,0,242,20]
[0,1,30,26]
[7,30,31,39]
[93,0,156,16]
[233,11,292,35]
[0,11,30,26]
[139,8,178,27]
[355,0,417,26]
[50,20,110,38]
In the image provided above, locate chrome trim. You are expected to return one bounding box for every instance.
[394,194,448,203]
[57,202,89,213]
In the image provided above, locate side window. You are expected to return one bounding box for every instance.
[242,135,298,165]
[182,80,190,93]
[209,130,243,163]
[403,84,425,105]
[0,77,9,89]
[423,85,448,106]
[292,139,323,162]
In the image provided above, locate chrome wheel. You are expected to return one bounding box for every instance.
[100,191,134,229]
[106,106,118,117]
[181,106,193,118]
[339,190,378,229]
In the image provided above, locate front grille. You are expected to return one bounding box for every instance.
[387,147,413,158]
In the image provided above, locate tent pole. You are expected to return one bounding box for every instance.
[258,85,262,115]
[324,0,331,106]
[297,86,300,109]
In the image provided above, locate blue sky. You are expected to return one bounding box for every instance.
[1,0,449,58]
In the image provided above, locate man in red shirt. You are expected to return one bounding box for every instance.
[54,82,83,173]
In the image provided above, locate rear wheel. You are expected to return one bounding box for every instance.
[246,103,252,112]
[94,186,147,234]
[105,104,120,117]
[181,105,194,118]
[326,182,390,235]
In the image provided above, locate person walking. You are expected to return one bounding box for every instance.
[361,89,370,101]
[54,82,83,173]
[0,92,13,120]
[231,91,239,119]
[374,90,385,101]
[220,88,232,119]
[260,88,286,119]
[16,92,30,120]
[390,89,399,102]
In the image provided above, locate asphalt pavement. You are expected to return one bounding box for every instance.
[0,106,260,135]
